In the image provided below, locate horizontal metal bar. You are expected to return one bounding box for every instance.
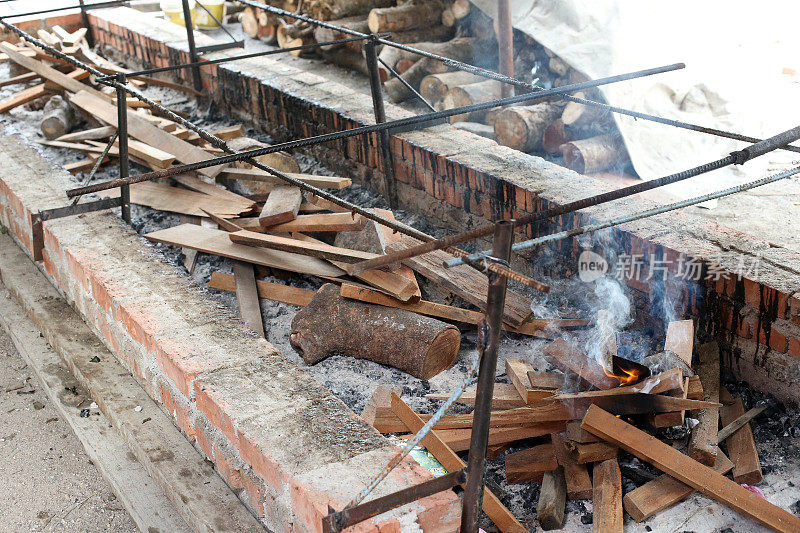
[0,0,128,19]
[39,197,123,222]
[195,41,245,54]
[322,470,466,533]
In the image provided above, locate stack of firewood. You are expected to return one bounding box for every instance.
[361,318,785,531]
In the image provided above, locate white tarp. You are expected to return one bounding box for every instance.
[471,0,800,202]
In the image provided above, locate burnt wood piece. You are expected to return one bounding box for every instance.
[688,342,720,466]
[543,338,619,390]
[719,387,762,484]
[290,284,460,379]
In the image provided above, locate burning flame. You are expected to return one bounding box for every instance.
[603,364,642,386]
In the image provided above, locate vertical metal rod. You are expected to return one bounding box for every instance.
[497,0,514,98]
[460,220,514,533]
[116,74,131,224]
[363,36,398,209]
[76,0,95,48]
[181,0,203,91]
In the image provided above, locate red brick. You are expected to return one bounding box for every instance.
[789,338,800,358]
[743,278,762,308]
[769,327,788,353]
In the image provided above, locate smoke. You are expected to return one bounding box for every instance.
[584,277,632,369]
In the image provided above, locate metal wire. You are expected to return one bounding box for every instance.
[70,130,119,205]
[444,165,800,262]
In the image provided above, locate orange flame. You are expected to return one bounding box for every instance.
[603,365,642,386]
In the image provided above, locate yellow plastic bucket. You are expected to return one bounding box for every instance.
[161,0,196,27]
[194,0,225,30]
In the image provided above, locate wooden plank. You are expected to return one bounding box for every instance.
[582,405,800,532]
[425,382,526,409]
[688,341,720,466]
[527,371,567,390]
[339,283,572,336]
[232,261,264,338]
[372,209,422,303]
[505,443,558,483]
[0,69,88,113]
[720,387,762,484]
[718,404,766,443]
[0,71,39,88]
[220,167,351,189]
[687,375,703,400]
[665,319,694,366]
[401,422,565,452]
[538,392,717,419]
[592,458,623,533]
[648,375,689,428]
[68,90,225,178]
[259,186,302,227]
[506,358,533,403]
[144,224,345,278]
[543,338,619,390]
[623,448,733,522]
[119,138,176,169]
[239,212,367,233]
[306,193,351,212]
[564,421,599,444]
[100,181,253,218]
[390,393,527,533]
[57,125,116,142]
[229,230,378,263]
[551,432,592,500]
[386,237,533,327]
[566,441,618,464]
[208,271,316,307]
[0,42,93,95]
[537,466,566,531]
[171,174,255,209]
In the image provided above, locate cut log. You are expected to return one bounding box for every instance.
[319,47,370,76]
[376,38,458,82]
[258,186,302,227]
[561,92,608,129]
[419,71,484,106]
[386,237,533,327]
[719,387,762,484]
[230,230,377,263]
[592,458,623,533]
[451,0,471,19]
[232,261,264,338]
[390,393,527,533]
[304,0,395,21]
[441,7,455,28]
[312,15,369,52]
[40,94,75,139]
[494,103,561,152]
[543,338,619,390]
[551,433,592,500]
[537,466,566,530]
[290,284,460,379]
[442,79,503,123]
[623,447,733,522]
[542,118,573,154]
[566,441,618,464]
[207,271,315,307]
[561,133,626,175]
[144,224,345,278]
[241,7,265,39]
[688,342,720,466]
[505,442,558,483]
[425,383,525,409]
[582,405,800,532]
[368,2,446,33]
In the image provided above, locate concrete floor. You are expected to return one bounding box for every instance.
[0,331,137,532]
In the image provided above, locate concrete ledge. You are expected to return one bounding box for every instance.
[0,130,460,532]
[86,6,800,404]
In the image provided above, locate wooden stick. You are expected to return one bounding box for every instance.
[623,447,733,522]
[220,168,351,189]
[551,432,592,500]
[592,458,623,533]
[390,393,527,533]
[230,230,378,263]
[232,261,264,337]
[718,403,766,443]
[720,387,762,484]
[0,69,88,113]
[208,271,315,307]
[505,442,557,484]
[56,125,116,142]
[688,342,720,466]
[582,405,800,532]
[0,70,39,88]
[537,466,566,530]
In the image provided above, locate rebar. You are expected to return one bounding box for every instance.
[70,130,118,206]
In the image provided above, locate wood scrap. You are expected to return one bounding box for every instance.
[665,319,694,366]
[241,212,366,233]
[208,272,315,307]
[688,341,720,466]
[543,338,619,390]
[592,458,623,533]
[0,71,39,88]
[258,186,302,227]
[425,383,526,409]
[56,125,116,142]
[386,237,532,327]
[144,224,345,278]
[402,422,566,452]
[564,421,599,444]
[172,174,256,210]
[718,403,766,443]
[232,261,264,337]
[290,284,460,380]
[229,231,378,263]
[623,447,734,522]
[566,441,618,464]
[648,375,689,428]
[527,371,566,390]
[581,405,800,532]
[494,103,562,152]
[0,69,89,114]
[720,387,762,484]
[99,181,253,218]
[506,358,554,404]
[536,466,566,530]
[551,432,593,500]
[368,2,445,33]
[389,393,528,533]
[505,442,558,484]
[562,133,627,175]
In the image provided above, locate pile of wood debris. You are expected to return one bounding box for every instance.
[233,0,628,176]
[357,317,799,531]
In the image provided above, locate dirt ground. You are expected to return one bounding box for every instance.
[0,331,137,532]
